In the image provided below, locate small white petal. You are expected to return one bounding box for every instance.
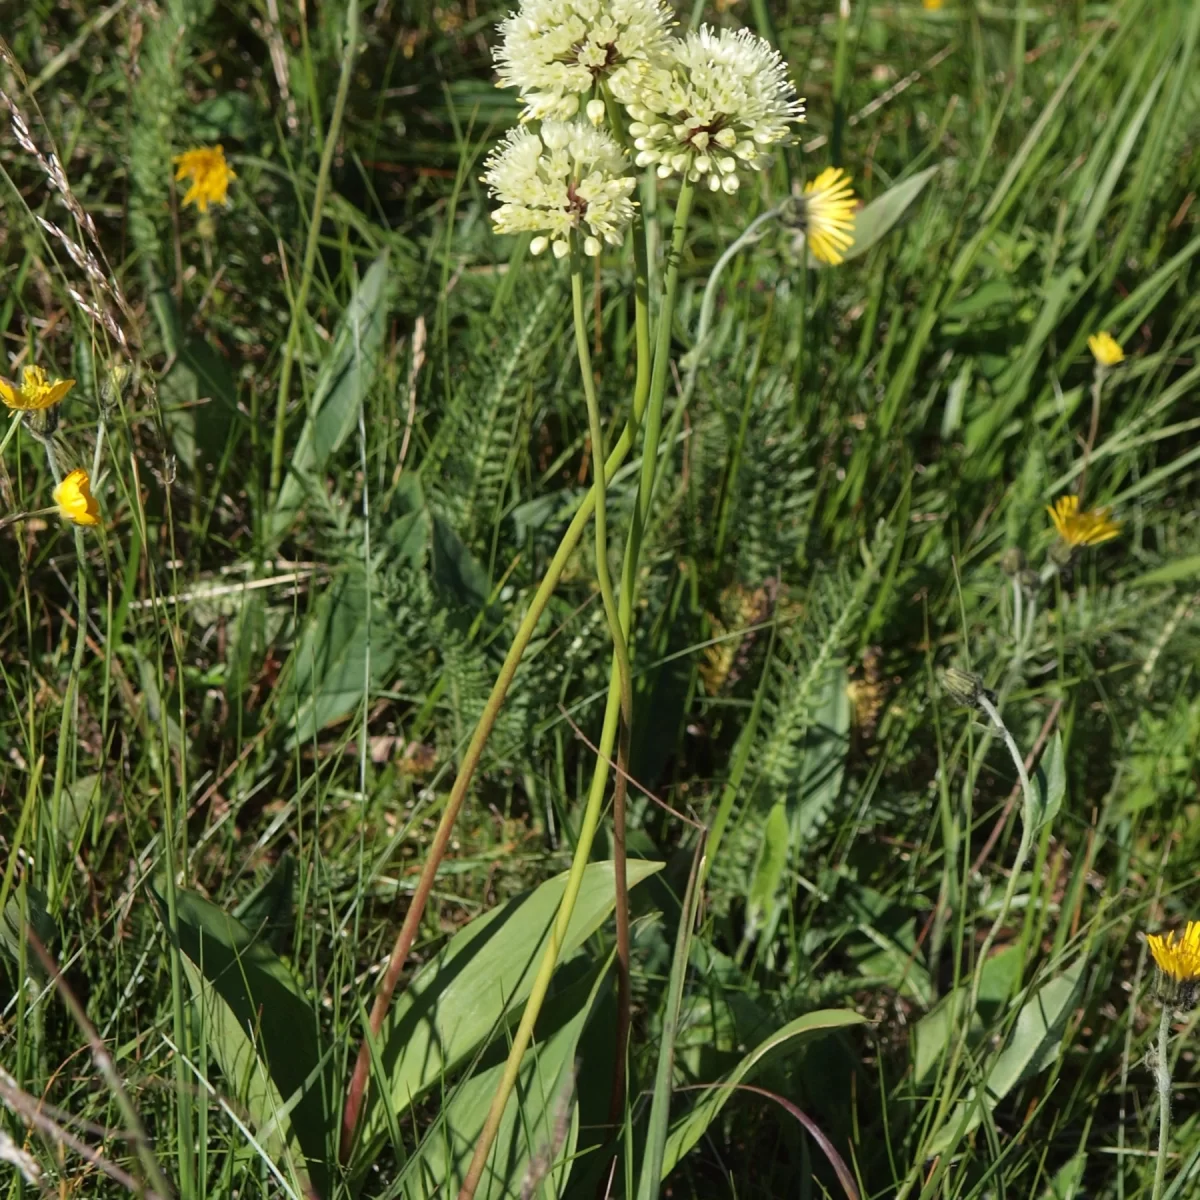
[586,99,607,126]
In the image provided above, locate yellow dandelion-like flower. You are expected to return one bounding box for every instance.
[1046,494,1121,548]
[788,167,857,265]
[52,468,101,527]
[0,365,75,411]
[923,0,944,9]
[173,145,236,213]
[1148,921,1200,1008]
[1087,331,1124,367]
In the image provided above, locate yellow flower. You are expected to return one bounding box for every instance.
[0,365,75,411]
[1149,922,1200,983]
[173,145,236,213]
[923,0,944,8]
[52,468,101,527]
[1149,921,1200,1008]
[1046,494,1121,548]
[1087,331,1124,367]
[799,167,857,265]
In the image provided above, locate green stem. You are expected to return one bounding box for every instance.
[268,0,359,501]
[457,180,695,1200]
[1153,1003,1172,1200]
[571,242,633,732]
[340,235,654,1160]
[0,411,22,460]
[570,239,636,1131]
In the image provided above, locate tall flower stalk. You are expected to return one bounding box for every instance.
[341,9,803,1183]
[457,179,696,1200]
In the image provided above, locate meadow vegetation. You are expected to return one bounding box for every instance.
[1,0,1199,1197]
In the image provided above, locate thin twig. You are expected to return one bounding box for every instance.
[557,704,705,831]
[970,698,1061,877]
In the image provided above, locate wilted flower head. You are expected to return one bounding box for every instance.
[1087,330,1124,367]
[1148,921,1200,1009]
[1047,494,1121,549]
[484,119,636,258]
[52,468,101,527]
[0,365,75,412]
[495,0,673,121]
[627,26,803,192]
[173,145,235,213]
[785,167,857,264]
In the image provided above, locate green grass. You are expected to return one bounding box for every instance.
[1,0,1199,1197]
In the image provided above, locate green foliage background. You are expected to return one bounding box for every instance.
[1,0,1198,1197]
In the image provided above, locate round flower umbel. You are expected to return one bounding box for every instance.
[484,120,636,258]
[495,0,673,121]
[627,26,803,192]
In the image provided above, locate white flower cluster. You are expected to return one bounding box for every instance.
[483,120,637,258]
[627,27,804,192]
[495,0,673,121]
[486,2,804,255]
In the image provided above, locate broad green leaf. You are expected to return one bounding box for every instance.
[1030,733,1066,831]
[926,958,1085,1157]
[284,564,398,746]
[660,1008,867,1178]
[1043,1151,1087,1199]
[155,888,335,1194]
[147,271,239,473]
[355,859,663,1169]
[269,253,390,546]
[430,514,492,615]
[911,945,1024,1085]
[0,887,55,975]
[745,802,788,937]
[792,665,851,842]
[233,853,296,953]
[392,962,608,1200]
[59,773,101,842]
[816,165,940,266]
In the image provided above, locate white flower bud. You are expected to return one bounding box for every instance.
[586,98,607,126]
